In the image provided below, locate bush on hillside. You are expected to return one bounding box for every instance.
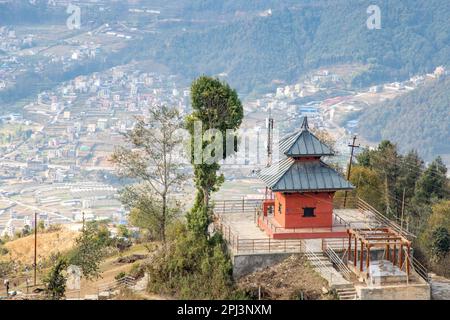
[146,221,234,299]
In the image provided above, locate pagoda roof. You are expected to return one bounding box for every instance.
[257,157,354,192]
[279,117,334,157]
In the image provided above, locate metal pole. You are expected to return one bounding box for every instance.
[34,211,37,286]
[400,188,406,233]
[82,211,85,233]
[343,136,359,208]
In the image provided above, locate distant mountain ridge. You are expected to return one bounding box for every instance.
[149,0,450,95]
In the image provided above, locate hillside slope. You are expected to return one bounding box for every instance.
[2,229,79,265]
[150,0,450,94]
[358,77,450,162]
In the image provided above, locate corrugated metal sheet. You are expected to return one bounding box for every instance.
[279,129,334,157]
[257,159,354,192]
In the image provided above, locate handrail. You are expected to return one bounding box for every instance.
[356,197,415,238]
[257,213,347,234]
[411,256,431,283]
[304,244,335,285]
[325,247,352,280]
[98,276,136,292]
[215,212,304,254]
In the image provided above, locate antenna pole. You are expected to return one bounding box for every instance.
[343,136,359,208]
[265,109,274,200]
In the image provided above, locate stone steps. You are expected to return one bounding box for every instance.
[335,284,357,300]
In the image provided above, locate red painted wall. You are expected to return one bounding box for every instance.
[273,192,334,229]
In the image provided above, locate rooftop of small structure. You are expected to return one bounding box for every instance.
[279,117,334,157]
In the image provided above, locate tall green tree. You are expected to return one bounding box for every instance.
[43,257,68,300]
[186,76,243,234]
[112,106,186,242]
[414,156,449,204]
[371,141,401,218]
[68,223,106,280]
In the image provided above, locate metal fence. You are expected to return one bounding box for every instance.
[214,212,304,254]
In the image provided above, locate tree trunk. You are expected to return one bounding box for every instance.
[161,193,166,243]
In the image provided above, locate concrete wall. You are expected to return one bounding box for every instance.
[356,283,431,300]
[232,252,296,278]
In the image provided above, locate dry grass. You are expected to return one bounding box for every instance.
[2,229,79,264]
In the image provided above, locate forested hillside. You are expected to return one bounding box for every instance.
[150,0,450,94]
[358,77,450,162]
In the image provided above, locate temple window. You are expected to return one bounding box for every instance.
[303,207,315,217]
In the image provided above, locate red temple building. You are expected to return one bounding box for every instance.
[257,117,354,239]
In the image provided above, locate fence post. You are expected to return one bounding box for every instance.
[269,238,271,252]
[236,235,239,253]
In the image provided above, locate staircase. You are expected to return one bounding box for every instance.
[304,246,349,287]
[334,284,357,300]
[304,243,359,300]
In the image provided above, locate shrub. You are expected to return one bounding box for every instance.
[43,257,68,300]
[146,222,234,299]
[430,227,450,262]
[115,272,127,281]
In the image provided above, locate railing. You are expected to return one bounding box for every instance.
[213,198,263,214]
[97,276,136,293]
[324,246,352,281]
[303,244,336,285]
[356,198,415,238]
[235,238,305,254]
[257,212,347,234]
[411,256,431,283]
[214,212,304,254]
[322,238,349,252]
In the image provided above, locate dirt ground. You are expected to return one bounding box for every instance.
[237,255,333,300]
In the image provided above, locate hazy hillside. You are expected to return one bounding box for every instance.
[149,0,450,94]
[358,77,450,162]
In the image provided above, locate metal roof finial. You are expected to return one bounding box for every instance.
[301,116,309,130]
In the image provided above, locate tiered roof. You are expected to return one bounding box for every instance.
[257,117,354,192]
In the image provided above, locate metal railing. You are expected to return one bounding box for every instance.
[356,198,415,238]
[322,238,349,252]
[411,256,431,283]
[303,244,336,285]
[97,276,136,293]
[214,212,305,254]
[213,198,263,214]
[324,246,352,281]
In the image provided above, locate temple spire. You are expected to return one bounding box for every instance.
[301,116,309,130]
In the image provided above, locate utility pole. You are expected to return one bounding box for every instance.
[34,211,37,286]
[343,136,359,208]
[82,211,85,233]
[265,109,274,200]
[400,188,406,233]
